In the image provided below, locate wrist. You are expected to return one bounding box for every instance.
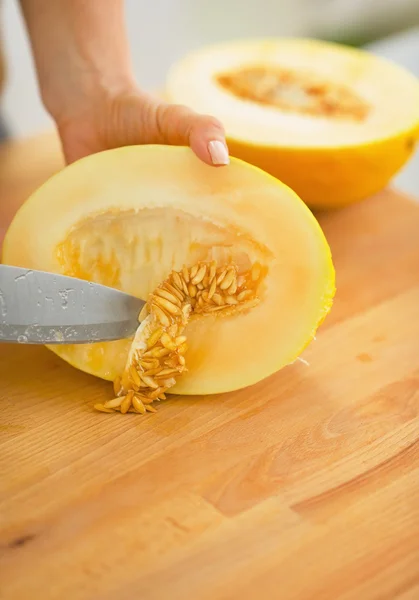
[42,67,137,126]
[20,0,135,124]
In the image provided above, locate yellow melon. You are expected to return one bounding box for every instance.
[166,38,419,209]
[2,145,335,413]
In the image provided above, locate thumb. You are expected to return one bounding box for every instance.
[146,97,230,166]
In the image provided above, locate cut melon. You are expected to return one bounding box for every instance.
[166,38,419,209]
[2,145,335,413]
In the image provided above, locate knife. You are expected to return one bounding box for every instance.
[0,265,145,344]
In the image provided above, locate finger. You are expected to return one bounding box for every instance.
[153,101,230,166]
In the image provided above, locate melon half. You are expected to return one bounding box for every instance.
[166,38,419,208]
[3,146,335,410]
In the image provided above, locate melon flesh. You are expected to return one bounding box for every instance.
[2,145,335,396]
[166,38,419,208]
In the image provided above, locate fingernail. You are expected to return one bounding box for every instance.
[208,140,229,165]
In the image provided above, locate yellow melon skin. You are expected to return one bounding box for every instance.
[226,130,417,209]
[166,38,419,209]
[2,145,335,395]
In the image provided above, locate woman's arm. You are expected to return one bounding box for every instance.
[19,0,229,165]
[19,0,134,121]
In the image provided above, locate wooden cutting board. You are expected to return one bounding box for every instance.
[0,133,418,600]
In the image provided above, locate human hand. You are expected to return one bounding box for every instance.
[19,0,229,168]
[56,88,229,167]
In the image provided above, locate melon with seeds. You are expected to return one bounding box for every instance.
[2,145,335,414]
[166,38,419,208]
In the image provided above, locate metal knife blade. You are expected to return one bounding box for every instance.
[0,265,145,344]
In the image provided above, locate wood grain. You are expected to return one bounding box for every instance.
[0,131,418,600]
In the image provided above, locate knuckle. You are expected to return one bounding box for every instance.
[200,114,224,132]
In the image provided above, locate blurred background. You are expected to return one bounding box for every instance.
[1,0,418,195]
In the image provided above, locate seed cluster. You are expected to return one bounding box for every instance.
[216,66,370,121]
[94,260,262,415]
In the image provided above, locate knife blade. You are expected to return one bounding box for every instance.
[0,265,145,344]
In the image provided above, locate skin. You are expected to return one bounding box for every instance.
[19,0,229,165]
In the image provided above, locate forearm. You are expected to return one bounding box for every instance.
[19,0,135,122]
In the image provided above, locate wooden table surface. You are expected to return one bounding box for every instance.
[0,133,418,600]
